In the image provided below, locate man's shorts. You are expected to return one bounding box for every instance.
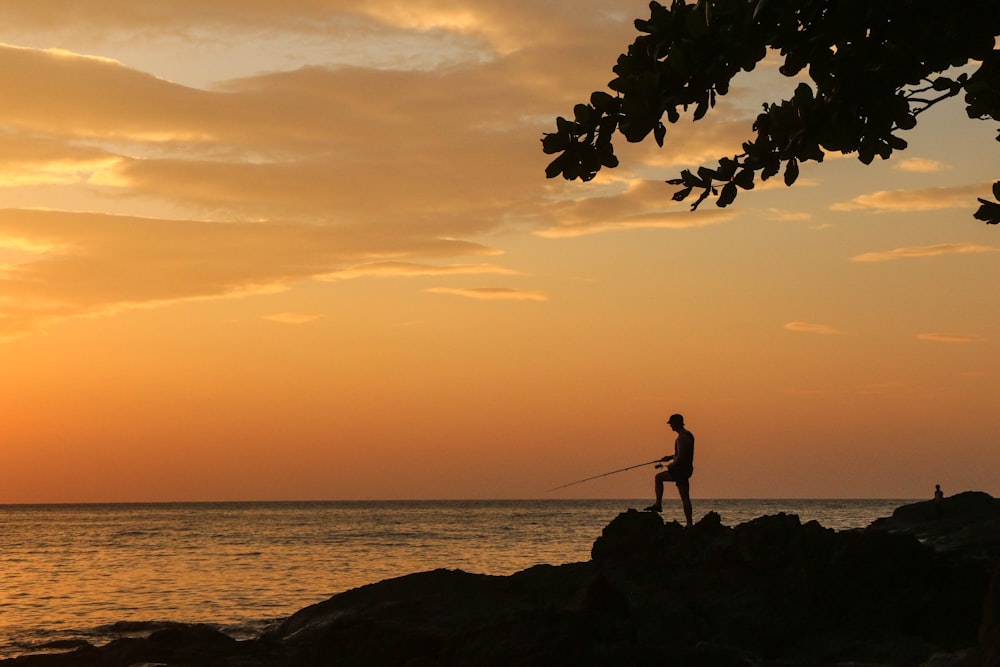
[668,466,693,486]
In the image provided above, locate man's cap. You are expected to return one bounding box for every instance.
[667,413,684,425]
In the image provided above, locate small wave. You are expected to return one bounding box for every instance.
[32,638,92,653]
[111,530,153,538]
[95,620,201,635]
[219,618,280,641]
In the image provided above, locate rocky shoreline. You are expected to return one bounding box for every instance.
[6,492,1000,667]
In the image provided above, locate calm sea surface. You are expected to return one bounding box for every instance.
[0,499,912,658]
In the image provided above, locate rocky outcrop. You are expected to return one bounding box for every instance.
[869,491,1000,562]
[5,493,1000,667]
[589,508,989,666]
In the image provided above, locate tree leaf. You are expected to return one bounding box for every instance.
[545,154,566,179]
[974,199,1000,225]
[716,158,737,181]
[541,133,567,155]
[680,169,702,187]
[717,182,738,207]
[932,77,955,91]
[590,91,615,110]
[761,158,780,181]
[734,169,755,190]
[784,158,799,186]
[693,98,710,121]
[697,166,718,182]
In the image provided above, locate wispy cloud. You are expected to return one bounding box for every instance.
[0,3,630,67]
[917,333,984,344]
[535,210,734,238]
[426,287,548,301]
[317,262,516,281]
[635,118,759,169]
[0,4,682,338]
[1,2,986,342]
[784,321,840,335]
[850,243,998,263]
[831,183,990,212]
[263,312,322,324]
[537,178,737,238]
[765,208,812,223]
[895,157,949,173]
[0,208,498,332]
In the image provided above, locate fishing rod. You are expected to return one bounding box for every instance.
[546,458,664,492]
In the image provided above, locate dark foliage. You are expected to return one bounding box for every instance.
[542,0,1000,223]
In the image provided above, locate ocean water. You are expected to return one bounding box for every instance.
[0,499,912,658]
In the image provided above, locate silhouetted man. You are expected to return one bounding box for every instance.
[934,484,944,500]
[645,413,694,526]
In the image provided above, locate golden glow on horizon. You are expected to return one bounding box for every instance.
[0,0,997,504]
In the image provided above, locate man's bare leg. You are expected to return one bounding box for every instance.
[646,470,670,512]
[677,482,693,527]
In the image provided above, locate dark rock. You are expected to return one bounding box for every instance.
[677,641,760,667]
[869,491,1000,562]
[590,507,672,560]
[6,494,999,667]
[886,491,1000,525]
[4,624,238,667]
[968,563,1000,667]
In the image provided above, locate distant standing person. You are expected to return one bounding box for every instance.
[645,414,695,527]
[934,484,944,500]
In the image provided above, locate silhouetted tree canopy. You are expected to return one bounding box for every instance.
[543,0,1000,224]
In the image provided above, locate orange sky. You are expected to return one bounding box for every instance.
[0,1,997,503]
